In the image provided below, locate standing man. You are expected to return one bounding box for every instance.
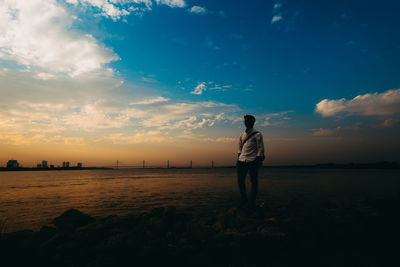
[237,115,265,207]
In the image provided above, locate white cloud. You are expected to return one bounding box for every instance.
[0,0,244,147]
[315,89,400,117]
[0,68,241,145]
[129,96,170,105]
[155,0,186,8]
[260,111,293,126]
[312,126,341,137]
[191,82,207,95]
[67,0,132,21]
[188,6,206,14]
[36,72,56,80]
[67,0,187,21]
[271,1,283,24]
[271,15,283,24]
[0,0,119,77]
[208,83,231,91]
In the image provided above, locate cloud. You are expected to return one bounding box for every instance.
[141,76,159,83]
[129,96,170,105]
[204,39,220,50]
[375,118,400,128]
[67,0,134,21]
[217,10,225,17]
[312,126,341,137]
[271,1,283,24]
[0,0,244,148]
[271,15,283,24]
[188,6,207,14]
[0,67,241,145]
[0,132,86,146]
[0,0,119,77]
[259,111,293,127]
[208,83,231,91]
[67,0,187,20]
[315,89,400,117]
[100,132,237,145]
[191,82,207,95]
[155,0,186,8]
[101,131,173,144]
[36,72,56,80]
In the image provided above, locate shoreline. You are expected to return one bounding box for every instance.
[0,167,113,172]
[2,161,399,171]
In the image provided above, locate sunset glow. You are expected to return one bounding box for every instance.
[1,0,400,166]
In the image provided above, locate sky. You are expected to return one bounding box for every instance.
[1,0,400,167]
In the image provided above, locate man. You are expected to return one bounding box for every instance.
[237,114,265,207]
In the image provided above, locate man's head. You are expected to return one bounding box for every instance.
[244,114,256,129]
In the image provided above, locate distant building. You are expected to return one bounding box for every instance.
[37,164,42,168]
[50,165,55,169]
[42,160,48,168]
[77,163,82,168]
[6,160,19,169]
[62,161,70,168]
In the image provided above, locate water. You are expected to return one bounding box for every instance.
[1,168,400,232]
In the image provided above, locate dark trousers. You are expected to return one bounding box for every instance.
[237,160,259,204]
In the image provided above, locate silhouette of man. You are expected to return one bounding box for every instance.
[237,115,265,207]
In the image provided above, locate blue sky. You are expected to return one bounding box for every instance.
[1,0,400,165]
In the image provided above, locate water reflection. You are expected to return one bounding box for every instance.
[1,168,400,232]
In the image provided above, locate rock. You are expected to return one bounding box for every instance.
[164,206,176,230]
[265,217,277,223]
[53,209,95,231]
[2,230,34,247]
[36,225,57,243]
[151,207,165,218]
[218,213,241,231]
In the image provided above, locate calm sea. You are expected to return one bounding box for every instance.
[1,168,400,232]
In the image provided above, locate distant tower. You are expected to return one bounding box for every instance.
[211,160,214,168]
[116,160,119,170]
[62,161,70,168]
[77,163,82,168]
[42,160,48,168]
[143,160,145,169]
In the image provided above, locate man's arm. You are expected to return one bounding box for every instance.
[255,133,265,161]
[237,134,243,159]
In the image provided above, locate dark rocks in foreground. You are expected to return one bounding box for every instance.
[1,196,400,266]
[53,208,96,232]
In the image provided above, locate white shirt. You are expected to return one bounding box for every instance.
[238,128,264,162]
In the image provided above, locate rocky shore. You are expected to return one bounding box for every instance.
[1,195,400,266]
